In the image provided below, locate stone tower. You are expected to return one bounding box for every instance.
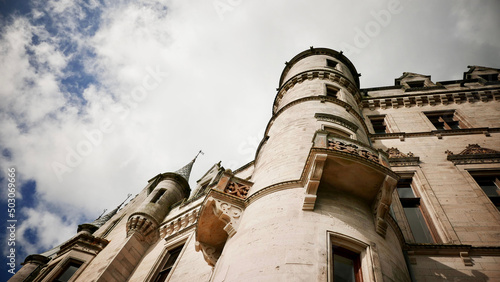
[195,47,409,281]
[11,48,500,281]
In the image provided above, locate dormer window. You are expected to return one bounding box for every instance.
[326,59,338,68]
[407,81,425,88]
[479,74,499,82]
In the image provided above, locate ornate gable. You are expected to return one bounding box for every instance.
[446,144,500,164]
[386,147,420,166]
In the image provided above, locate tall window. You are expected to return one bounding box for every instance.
[332,246,362,282]
[368,115,386,134]
[53,261,83,282]
[470,173,500,211]
[154,244,184,282]
[424,110,463,130]
[397,178,434,243]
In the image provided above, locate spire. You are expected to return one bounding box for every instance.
[78,193,132,233]
[174,150,204,182]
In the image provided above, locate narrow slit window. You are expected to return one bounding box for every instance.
[151,189,166,203]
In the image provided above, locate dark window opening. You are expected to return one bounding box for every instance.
[368,116,386,134]
[54,261,82,282]
[332,246,362,282]
[424,110,462,130]
[407,81,425,88]
[154,244,184,282]
[326,86,338,98]
[471,174,500,211]
[479,74,499,82]
[327,59,338,68]
[397,178,434,243]
[151,189,166,203]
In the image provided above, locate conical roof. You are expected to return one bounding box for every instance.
[174,150,203,182]
[78,194,131,233]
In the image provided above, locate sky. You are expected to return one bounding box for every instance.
[0,0,499,278]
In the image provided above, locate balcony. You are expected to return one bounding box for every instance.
[303,131,399,236]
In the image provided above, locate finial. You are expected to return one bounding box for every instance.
[96,209,107,220]
[194,150,204,161]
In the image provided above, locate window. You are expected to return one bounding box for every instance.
[407,81,425,88]
[424,110,463,130]
[332,246,362,282]
[154,244,184,282]
[151,189,166,203]
[53,261,83,282]
[470,172,500,211]
[326,59,338,68]
[479,74,499,82]
[326,85,339,98]
[396,178,434,243]
[368,115,386,134]
[324,126,351,139]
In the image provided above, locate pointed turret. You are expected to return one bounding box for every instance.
[174,150,204,182]
[78,194,132,233]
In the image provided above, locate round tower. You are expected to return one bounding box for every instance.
[210,48,410,281]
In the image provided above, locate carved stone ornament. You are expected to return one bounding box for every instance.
[303,153,327,210]
[386,147,420,167]
[372,175,398,237]
[327,139,380,163]
[126,213,159,244]
[386,147,414,158]
[446,144,500,165]
[195,196,244,267]
[224,181,250,199]
[160,208,200,239]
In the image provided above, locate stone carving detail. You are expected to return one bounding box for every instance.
[303,154,327,211]
[315,113,359,133]
[212,198,242,237]
[195,242,221,267]
[327,139,380,163]
[224,182,250,199]
[446,144,500,165]
[160,208,200,239]
[372,175,398,238]
[126,214,158,243]
[386,147,414,158]
[446,144,499,156]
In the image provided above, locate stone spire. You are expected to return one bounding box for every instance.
[78,193,132,233]
[174,150,203,182]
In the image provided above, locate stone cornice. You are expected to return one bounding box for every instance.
[274,69,361,114]
[370,127,500,141]
[362,87,500,110]
[405,243,500,256]
[315,113,359,133]
[279,47,360,88]
[256,96,370,162]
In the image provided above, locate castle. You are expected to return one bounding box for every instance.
[11,48,500,281]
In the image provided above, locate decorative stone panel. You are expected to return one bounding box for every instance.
[446,144,500,164]
[126,213,159,244]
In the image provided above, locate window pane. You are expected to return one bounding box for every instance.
[333,254,355,282]
[55,263,81,282]
[404,207,433,243]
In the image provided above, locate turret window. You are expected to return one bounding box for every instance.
[325,85,339,98]
[151,189,166,203]
[326,59,338,68]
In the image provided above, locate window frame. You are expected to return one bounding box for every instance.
[326,59,338,69]
[148,237,188,282]
[468,170,500,212]
[325,84,340,98]
[368,115,387,134]
[327,231,380,282]
[423,110,469,131]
